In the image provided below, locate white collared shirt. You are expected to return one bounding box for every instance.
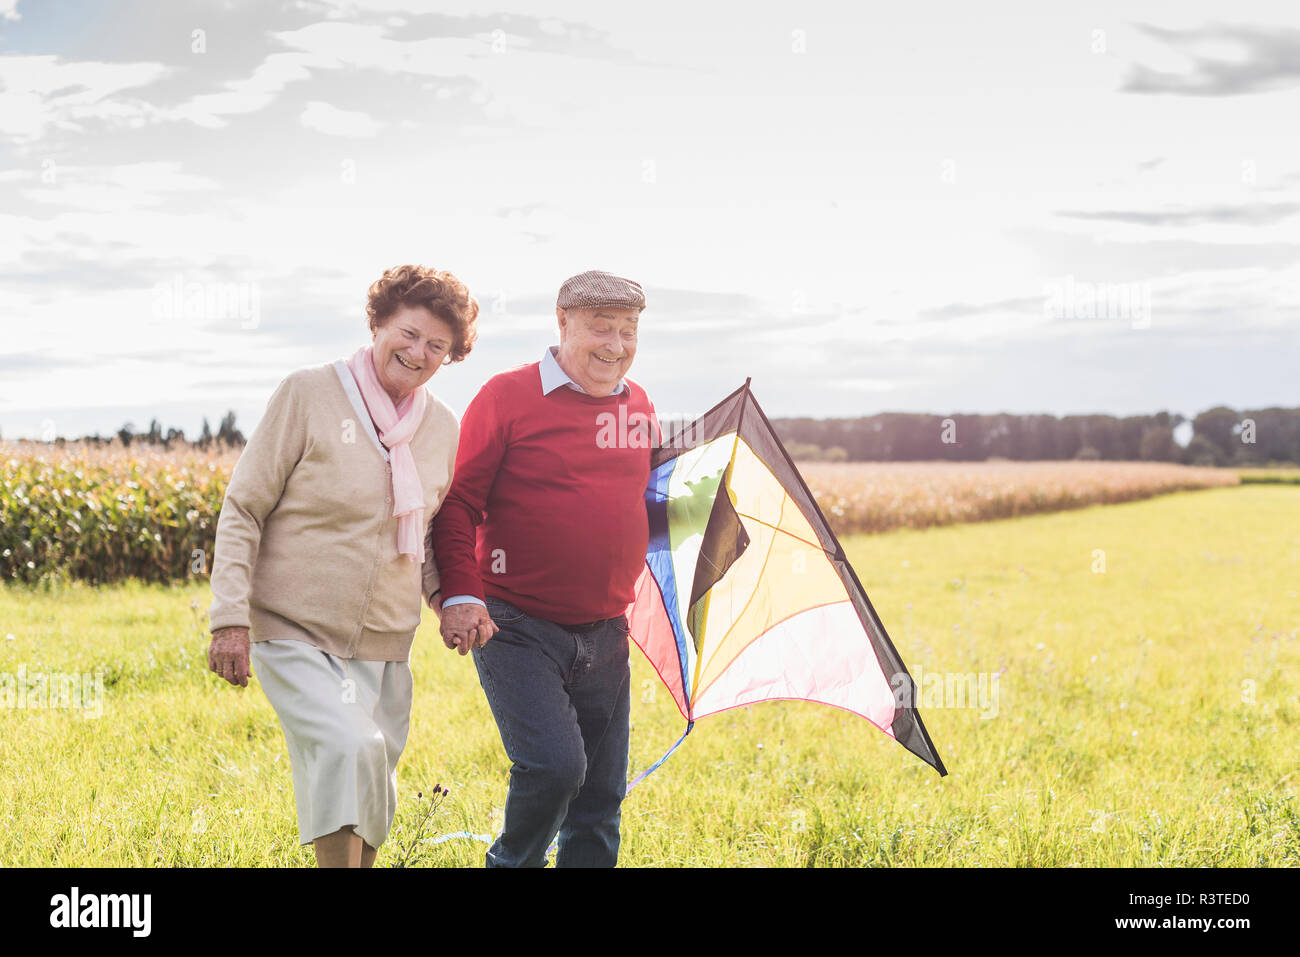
[538,345,628,397]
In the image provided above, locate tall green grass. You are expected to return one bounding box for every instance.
[1,485,1295,866]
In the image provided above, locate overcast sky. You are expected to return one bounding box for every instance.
[1,0,1297,439]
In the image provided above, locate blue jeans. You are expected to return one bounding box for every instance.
[472,595,631,868]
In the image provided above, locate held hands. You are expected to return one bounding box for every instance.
[439,602,498,656]
[208,626,252,687]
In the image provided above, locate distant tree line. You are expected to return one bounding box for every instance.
[770,406,1299,466]
[40,411,247,449]
[10,404,1296,466]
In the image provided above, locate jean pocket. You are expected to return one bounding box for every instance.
[484,596,526,624]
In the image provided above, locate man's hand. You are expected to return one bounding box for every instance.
[439,603,499,656]
[208,626,252,687]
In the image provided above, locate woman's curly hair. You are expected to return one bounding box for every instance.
[366,265,479,363]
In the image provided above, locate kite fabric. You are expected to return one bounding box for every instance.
[625,380,948,787]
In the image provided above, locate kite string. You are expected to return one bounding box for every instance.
[625,720,694,795]
[429,830,564,867]
[428,830,495,845]
[431,721,696,850]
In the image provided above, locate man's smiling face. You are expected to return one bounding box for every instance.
[555,305,639,396]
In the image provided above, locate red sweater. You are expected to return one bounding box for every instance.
[432,362,657,625]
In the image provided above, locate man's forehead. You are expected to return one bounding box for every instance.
[585,307,640,323]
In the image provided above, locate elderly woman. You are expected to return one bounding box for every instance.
[206,264,487,867]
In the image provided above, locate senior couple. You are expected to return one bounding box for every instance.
[207,265,653,868]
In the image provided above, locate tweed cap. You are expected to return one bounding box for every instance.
[556,270,645,311]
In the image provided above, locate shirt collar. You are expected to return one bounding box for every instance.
[540,346,628,397]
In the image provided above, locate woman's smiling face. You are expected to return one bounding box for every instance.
[371,304,455,404]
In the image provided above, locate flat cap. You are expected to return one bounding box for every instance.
[556,270,646,311]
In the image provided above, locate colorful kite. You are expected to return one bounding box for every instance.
[625,381,947,787]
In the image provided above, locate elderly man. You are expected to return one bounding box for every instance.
[432,270,655,868]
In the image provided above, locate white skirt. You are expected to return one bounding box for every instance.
[250,639,413,849]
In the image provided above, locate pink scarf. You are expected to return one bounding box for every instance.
[346,345,428,563]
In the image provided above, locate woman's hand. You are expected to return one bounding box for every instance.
[439,603,499,656]
[209,626,252,687]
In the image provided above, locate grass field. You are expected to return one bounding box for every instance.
[1,483,1296,866]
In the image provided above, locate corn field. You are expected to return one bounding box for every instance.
[1,442,238,584]
[799,460,1239,535]
[1,441,1240,584]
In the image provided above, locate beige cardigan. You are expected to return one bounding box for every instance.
[208,361,459,661]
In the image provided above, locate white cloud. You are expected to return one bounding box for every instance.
[168,52,325,128]
[274,20,489,76]
[0,55,169,143]
[0,0,19,22]
[300,100,382,137]
[17,162,219,214]
[168,20,489,129]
